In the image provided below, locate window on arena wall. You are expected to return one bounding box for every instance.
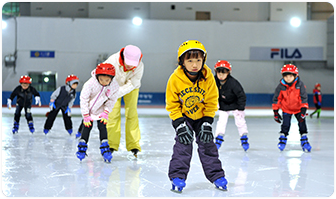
[29,72,56,92]
[2,2,20,17]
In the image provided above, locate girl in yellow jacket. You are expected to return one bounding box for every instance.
[166,40,227,193]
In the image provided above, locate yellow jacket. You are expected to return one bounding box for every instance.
[166,64,219,121]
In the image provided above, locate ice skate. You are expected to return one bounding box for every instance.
[28,121,35,133]
[12,122,19,134]
[76,139,88,161]
[75,131,81,138]
[215,135,224,149]
[240,134,249,151]
[171,178,186,193]
[300,134,312,152]
[67,129,73,135]
[278,134,287,151]
[43,129,49,135]
[100,139,112,163]
[213,177,228,191]
[131,149,139,158]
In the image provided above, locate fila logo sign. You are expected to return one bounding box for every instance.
[250,47,323,61]
[271,48,302,59]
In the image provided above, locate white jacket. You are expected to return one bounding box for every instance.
[103,48,144,98]
[80,69,119,120]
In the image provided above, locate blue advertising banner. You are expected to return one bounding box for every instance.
[30,51,55,58]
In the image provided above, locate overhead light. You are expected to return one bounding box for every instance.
[44,77,49,83]
[2,21,7,29]
[132,17,142,26]
[290,17,301,27]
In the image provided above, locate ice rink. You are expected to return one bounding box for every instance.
[1,107,334,197]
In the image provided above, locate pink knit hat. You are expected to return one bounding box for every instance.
[124,45,141,67]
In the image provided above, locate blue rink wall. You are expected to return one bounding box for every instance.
[2,91,334,108]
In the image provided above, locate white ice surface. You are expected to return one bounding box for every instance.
[1,107,334,197]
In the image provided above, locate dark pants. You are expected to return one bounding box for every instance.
[281,112,308,136]
[168,117,225,183]
[80,120,108,143]
[44,108,72,130]
[14,104,33,123]
[77,120,84,133]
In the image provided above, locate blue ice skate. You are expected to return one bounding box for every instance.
[76,139,88,161]
[75,131,81,138]
[67,129,73,135]
[215,135,224,149]
[171,178,186,193]
[240,134,249,151]
[100,140,112,163]
[43,129,49,135]
[28,122,35,133]
[300,135,312,152]
[278,134,287,151]
[213,177,228,191]
[12,121,19,134]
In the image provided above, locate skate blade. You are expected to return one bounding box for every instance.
[170,188,183,193]
[215,186,228,191]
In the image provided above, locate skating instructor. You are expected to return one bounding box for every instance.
[104,45,144,158]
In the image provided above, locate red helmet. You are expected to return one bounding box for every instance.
[96,63,116,77]
[19,75,32,84]
[315,83,321,88]
[65,74,79,85]
[281,64,299,75]
[214,60,232,71]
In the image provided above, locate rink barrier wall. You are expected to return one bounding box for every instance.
[2,91,334,108]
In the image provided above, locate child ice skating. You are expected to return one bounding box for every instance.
[7,75,41,134]
[166,40,227,192]
[104,45,144,158]
[272,64,312,152]
[43,74,79,135]
[76,63,119,163]
[310,83,322,119]
[213,60,249,151]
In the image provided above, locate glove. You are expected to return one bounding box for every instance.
[7,99,12,109]
[83,114,93,127]
[35,96,41,106]
[317,101,321,106]
[273,110,282,123]
[99,110,109,125]
[299,107,307,123]
[49,101,56,111]
[199,122,214,143]
[175,122,193,145]
[64,106,71,116]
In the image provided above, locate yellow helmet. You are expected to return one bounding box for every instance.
[177,40,207,62]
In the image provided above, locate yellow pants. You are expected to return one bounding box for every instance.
[107,89,141,152]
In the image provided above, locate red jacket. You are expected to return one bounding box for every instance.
[272,77,308,114]
[313,88,322,104]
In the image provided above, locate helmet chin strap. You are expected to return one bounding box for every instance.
[184,68,199,76]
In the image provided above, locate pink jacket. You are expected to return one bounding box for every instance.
[80,69,119,120]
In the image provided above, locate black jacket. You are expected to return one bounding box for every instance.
[9,85,40,107]
[215,74,246,111]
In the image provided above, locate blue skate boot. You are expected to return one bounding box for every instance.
[240,134,249,151]
[67,129,73,135]
[100,139,112,163]
[213,177,228,191]
[43,129,49,135]
[28,121,35,133]
[12,121,19,134]
[75,131,81,138]
[300,134,312,152]
[278,134,287,151]
[215,135,224,149]
[76,139,88,161]
[171,178,186,193]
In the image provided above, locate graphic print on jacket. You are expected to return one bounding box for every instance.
[166,64,218,121]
